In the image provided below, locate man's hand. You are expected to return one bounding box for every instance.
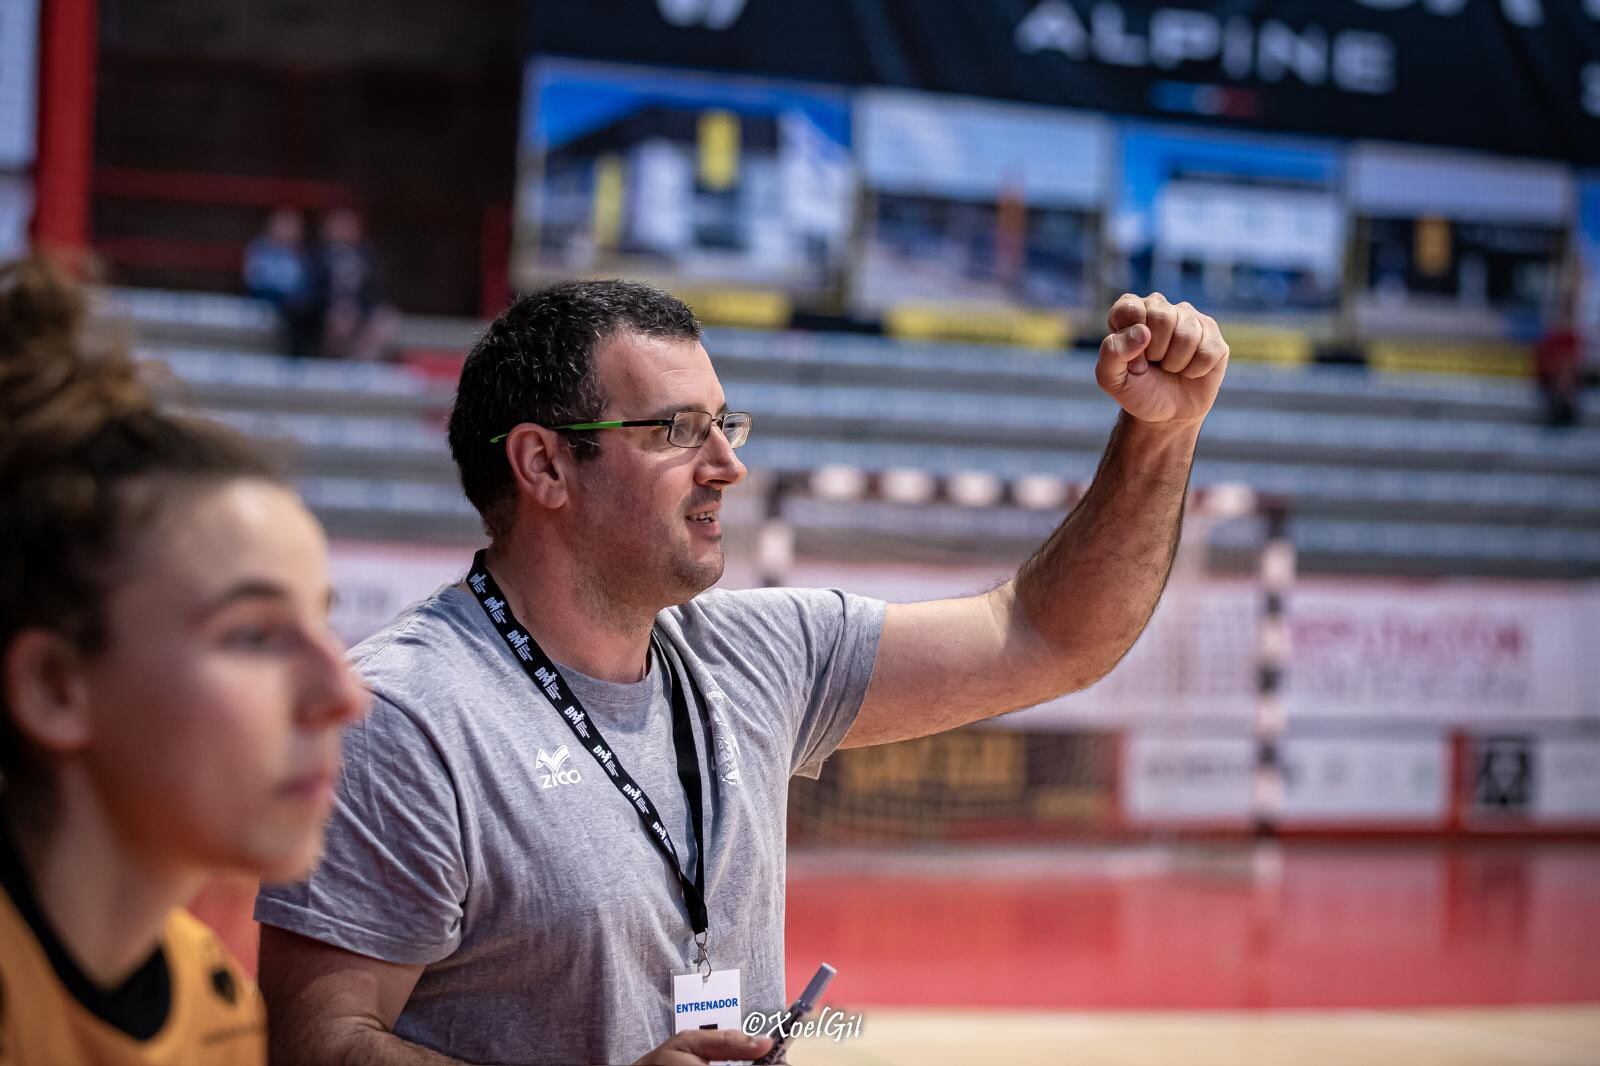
[1096,292,1228,429]
[634,1029,774,1065]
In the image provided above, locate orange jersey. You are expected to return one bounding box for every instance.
[0,848,264,1066]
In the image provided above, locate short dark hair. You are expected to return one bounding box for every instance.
[447,279,701,538]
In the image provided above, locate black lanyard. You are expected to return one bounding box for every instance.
[466,551,713,967]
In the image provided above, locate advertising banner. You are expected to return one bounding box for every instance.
[1350,142,1574,341]
[0,0,38,171]
[852,88,1111,334]
[1285,580,1594,724]
[1122,732,1254,824]
[328,541,471,646]
[0,173,31,260]
[1578,173,1600,369]
[1531,735,1600,822]
[329,549,1600,726]
[1112,125,1344,326]
[1121,732,1454,826]
[1279,735,1450,824]
[532,1,1600,163]
[515,58,854,312]
[1467,733,1600,823]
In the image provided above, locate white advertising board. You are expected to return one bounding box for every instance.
[328,540,473,647]
[328,549,1599,728]
[1123,732,1451,826]
[1121,733,1254,824]
[1280,736,1450,824]
[1287,580,1596,725]
[1531,736,1600,823]
[0,171,30,259]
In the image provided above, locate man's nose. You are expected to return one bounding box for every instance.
[697,423,746,486]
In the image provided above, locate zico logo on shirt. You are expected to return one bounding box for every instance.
[536,745,582,789]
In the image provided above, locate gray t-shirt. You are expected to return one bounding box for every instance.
[255,581,884,1065]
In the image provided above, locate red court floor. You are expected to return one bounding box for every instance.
[783,843,1600,1011]
[193,841,1600,1013]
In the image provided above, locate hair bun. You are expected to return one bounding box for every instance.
[0,256,153,449]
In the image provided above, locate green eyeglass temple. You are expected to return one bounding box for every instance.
[489,411,752,449]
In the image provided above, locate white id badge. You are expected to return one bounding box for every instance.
[673,967,743,1036]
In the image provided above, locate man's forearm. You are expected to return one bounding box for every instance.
[273,1022,465,1066]
[338,1029,465,1066]
[1008,411,1197,689]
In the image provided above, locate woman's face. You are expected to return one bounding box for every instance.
[76,480,366,883]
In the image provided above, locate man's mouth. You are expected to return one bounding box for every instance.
[687,502,721,528]
[686,494,721,520]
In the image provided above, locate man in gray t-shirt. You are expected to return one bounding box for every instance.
[257,582,881,1064]
[256,280,1229,1065]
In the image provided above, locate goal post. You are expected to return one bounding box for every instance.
[738,465,1288,846]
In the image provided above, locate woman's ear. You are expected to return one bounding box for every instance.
[504,423,571,511]
[4,630,95,756]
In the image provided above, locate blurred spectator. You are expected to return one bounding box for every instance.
[243,207,321,356]
[317,207,398,360]
[1535,303,1582,428]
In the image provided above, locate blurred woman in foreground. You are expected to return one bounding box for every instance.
[0,256,367,1064]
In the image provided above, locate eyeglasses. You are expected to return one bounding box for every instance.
[490,410,752,449]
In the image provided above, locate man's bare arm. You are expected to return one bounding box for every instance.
[258,927,459,1066]
[259,927,775,1066]
[843,294,1226,747]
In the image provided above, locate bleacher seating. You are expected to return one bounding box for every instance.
[118,288,1600,578]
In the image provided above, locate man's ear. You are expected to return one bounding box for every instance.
[505,423,571,511]
[4,630,95,757]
